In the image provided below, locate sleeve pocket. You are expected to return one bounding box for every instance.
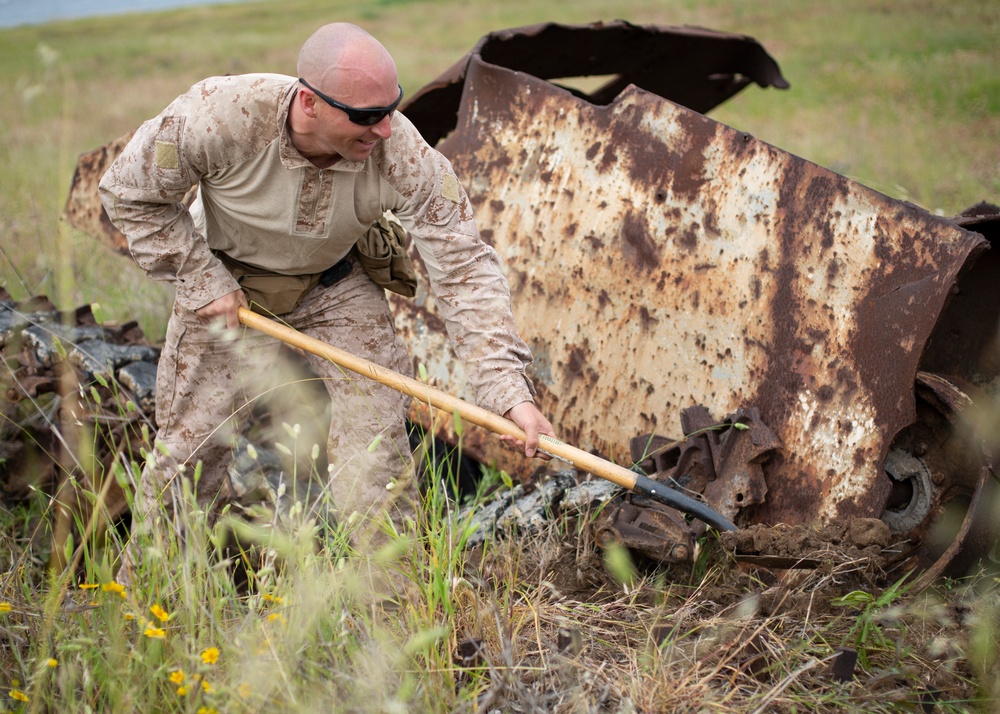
[149,115,191,193]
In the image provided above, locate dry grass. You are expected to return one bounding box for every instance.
[1,431,996,712]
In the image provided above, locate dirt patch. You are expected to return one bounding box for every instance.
[720,518,892,566]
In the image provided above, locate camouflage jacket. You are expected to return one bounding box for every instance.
[98,73,535,416]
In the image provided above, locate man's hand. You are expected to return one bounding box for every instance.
[194,289,248,329]
[501,401,555,460]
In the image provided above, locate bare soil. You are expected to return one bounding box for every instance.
[720,518,893,564]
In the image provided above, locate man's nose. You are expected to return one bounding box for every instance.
[370,114,393,140]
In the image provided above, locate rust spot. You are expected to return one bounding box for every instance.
[620,213,662,270]
[703,207,721,237]
[638,306,658,329]
[680,225,699,251]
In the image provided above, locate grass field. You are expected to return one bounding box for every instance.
[1,1,999,711]
[0,0,997,337]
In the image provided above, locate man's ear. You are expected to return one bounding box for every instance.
[297,88,320,119]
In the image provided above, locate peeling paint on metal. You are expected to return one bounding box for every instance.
[392,46,985,529]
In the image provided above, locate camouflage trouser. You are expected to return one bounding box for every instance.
[126,257,416,568]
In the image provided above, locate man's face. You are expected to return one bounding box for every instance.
[309,79,398,163]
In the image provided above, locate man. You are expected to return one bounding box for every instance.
[99,23,553,560]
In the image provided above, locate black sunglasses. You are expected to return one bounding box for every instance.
[298,78,404,126]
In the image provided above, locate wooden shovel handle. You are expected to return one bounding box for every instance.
[238,307,639,489]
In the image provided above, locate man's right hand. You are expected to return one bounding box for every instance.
[194,289,248,329]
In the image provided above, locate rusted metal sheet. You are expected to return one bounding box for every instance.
[64,134,132,254]
[404,20,789,146]
[628,405,779,523]
[390,36,989,531]
[592,495,695,564]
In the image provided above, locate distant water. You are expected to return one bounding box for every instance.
[0,0,257,29]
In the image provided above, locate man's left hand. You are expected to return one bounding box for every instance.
[502,401,555,460]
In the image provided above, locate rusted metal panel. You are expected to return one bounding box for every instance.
[920,205,1000,383]
[63,134,132,255]
[390,54,987,529]
[404,20,789,146]
[592,496,695,564]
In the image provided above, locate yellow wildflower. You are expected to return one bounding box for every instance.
[101,582,125,595]
[267,612,284,623]
[176,686,188,696]
[0,602,11,613]
[149,604,170,622]
[197,708,219,714]
[47,658,58,668]
[201,647,220,665]
[262,594,284,605]
[78,583,99,590]
[201,680,212,693]
[124,613,135,621]
[10,690,28,702]
[143,624,166,639]
[237,682,252,699]
[169,670,185,684]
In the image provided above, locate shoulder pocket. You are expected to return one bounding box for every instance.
[150,115,190,192]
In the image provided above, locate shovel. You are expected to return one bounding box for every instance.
[238,307,736,532]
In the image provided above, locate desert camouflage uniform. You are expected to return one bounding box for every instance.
[99,73,535,534]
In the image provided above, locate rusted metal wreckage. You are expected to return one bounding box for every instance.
[61,21,999,585]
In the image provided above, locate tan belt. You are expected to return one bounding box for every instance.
[214,251,333,316]
[215,214,417,316]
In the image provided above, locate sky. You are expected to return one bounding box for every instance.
[0,0,255,29]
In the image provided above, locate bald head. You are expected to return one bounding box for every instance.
[297,23,397,98]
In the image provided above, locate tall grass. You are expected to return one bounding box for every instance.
[1,356,999,710]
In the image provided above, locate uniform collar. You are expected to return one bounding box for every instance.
[277,80,372,172]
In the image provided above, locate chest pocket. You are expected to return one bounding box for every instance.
[293,169,335,237]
